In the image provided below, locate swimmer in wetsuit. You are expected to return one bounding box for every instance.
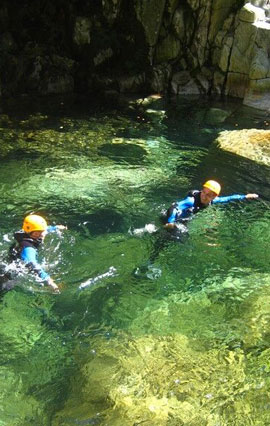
[145,179,259,266]
[134,180,259,279]
[165,180,259,229]
[6,214,67,293]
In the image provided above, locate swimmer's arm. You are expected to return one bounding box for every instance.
[21,246,49,279]
[21,247,59,291]
[212,194,259,204]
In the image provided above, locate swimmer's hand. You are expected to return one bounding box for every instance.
[164,223,177,230]
[246,193,259,199]
[56,225,67,230]
[47,278,60,293]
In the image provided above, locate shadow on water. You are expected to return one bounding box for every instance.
[72,208,127,235]
[196,145,270,200]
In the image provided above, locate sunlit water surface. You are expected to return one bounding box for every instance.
[0,95,270,425]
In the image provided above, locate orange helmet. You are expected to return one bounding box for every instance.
[203,180,221,196]
[23,214,47,233]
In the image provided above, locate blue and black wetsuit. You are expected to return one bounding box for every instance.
[10,225,58,282]
[146,190,248,264]
[166,190,246,224]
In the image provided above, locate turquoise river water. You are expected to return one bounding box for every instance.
[0,95,270,425]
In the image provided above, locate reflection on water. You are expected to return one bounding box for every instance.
[0,95,270,425]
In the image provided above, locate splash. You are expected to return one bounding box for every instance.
[78,267,117,290]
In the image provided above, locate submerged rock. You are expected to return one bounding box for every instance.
[204,107,232,124]
[98,142,148,165]
[53,302,270,425]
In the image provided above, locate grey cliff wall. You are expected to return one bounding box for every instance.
[0,0,269,110]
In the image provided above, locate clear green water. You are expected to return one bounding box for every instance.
[0,95,270,425]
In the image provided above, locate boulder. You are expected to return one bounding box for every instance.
[215,129,270,166]
[204,108,232,125]
[171,71,200,95]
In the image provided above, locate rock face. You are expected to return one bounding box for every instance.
[0,0,269,109]
[213,2,270,110]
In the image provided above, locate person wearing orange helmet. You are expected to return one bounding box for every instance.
[165,180,259,229]
[10,214,67,292]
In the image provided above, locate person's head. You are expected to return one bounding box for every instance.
[22,214,47,239]
[200,180,221,205]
